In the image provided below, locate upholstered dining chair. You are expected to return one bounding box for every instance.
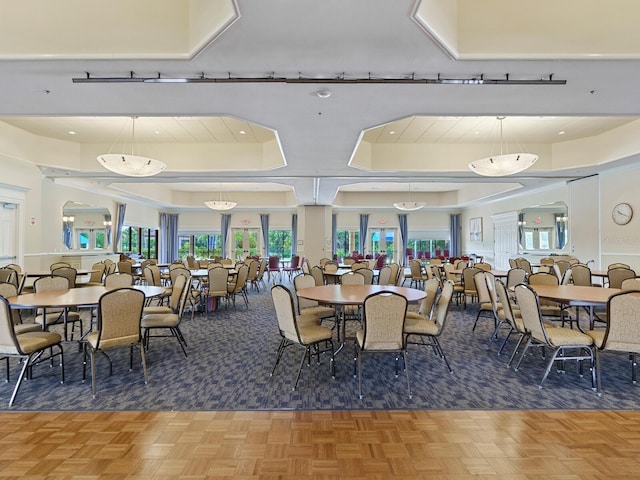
[267,256,281,283]
[141,273,190,357]
[51,266,77,288]
[227,264,249,309]
[0,268,16,286]
[404,282,454,374]
[355,291,410,399]
[621,277,640,290]
[104,272,134,288]
[406,277,440,323]
[377,265,392,286]
[292,273,336,325]
[513,284,596,391]
[472,270,495,332]
[506,268,527,290]
[527,272,566,324]
[355,268,374,285]
[49,262,71,271]
[0,295,64,406]
[143,265,172,306]
[83,287,147,398]
[607,267,637,289]
[587,290,640,392]
[4,264,26,293]
[494,279,528,365]
[310,265,325,286]
[461,267,481,310]
[205,266,229,311]
[33,276,83,341]
[246,260,260,291]
[270,284,335,391]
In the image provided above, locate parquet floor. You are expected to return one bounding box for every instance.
[1,409,640,479]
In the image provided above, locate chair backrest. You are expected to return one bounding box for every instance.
[207,267,229,294]
[340,272,365,285]
[560,268,573,285]
[608,263,631,270]
[409,260,422,278]
[495,279,525,333]
[418,277,440,317]
[528,272,559,286]
[170,261,186,270]
[220,258,233,266]
[168,273,188,313]
[233,265,249,291]
[268,256,280,269]
[453,259,467,269]
[310,265,325,286]
[293,273,319,311]
[247,260,259,280]
[361,292,407,350]
[186,255,198,269]
[88,262,106,283]
[462,267,481,293]
[514,283,548,344]
[50,262,71,271]
[169,266,190,286]
[515,258,532,275]
[554,260,571,278]
[508,258,517,268]
[603,291,640,353]
[356,268,374,285]
[473,271,491,304]
[271,284,301,343]
[104,272,134,288]
[571,264,592,286]
[351,262,366,271]
[475,262,492,271]
[0,282,22,326]
[324,261,338,273]
[432,281,454,330]
[289,255,300,269]
[117,261,133,274]
[144,264,162,287]
[621,277,640,290]
[95,288,145,349]
[506,268,527,289]
[0,296,22,355]
[608,267,637,289]
[0,268,16,287]
[388,263,400,285]
[301,258,311,274]
[377,265,392,285]
[35,274,70,292]
[105,261,117,275]
[257,259,267,280]
[319,257,330,267]
[52,266,77,288]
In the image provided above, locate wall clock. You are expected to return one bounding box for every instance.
[612,202,633,225]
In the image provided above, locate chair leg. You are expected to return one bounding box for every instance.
[403,351,412,399]
[8,354,31,407]
[432,337,453,374]
[270,338,287,377]
[140,343,148,385]
[172,327,188,357]
[293,346,309,391]
[507,334,527,368]
[90,350,97,398]
[539,348,561,388]
[513,337,533,372]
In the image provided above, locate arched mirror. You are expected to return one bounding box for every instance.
[518,201,568,252]
[62,201,112,250]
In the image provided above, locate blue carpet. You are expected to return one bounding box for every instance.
[2,279,639,411]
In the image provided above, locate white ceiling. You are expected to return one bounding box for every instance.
[1,0,640,211]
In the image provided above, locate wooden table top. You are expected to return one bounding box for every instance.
[7,285,166,309]
[528,284,621,306]
[25,269,96,278]
[297,285,426,305]
[452,269,509,277]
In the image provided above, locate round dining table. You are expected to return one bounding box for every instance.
[7,285,166,340]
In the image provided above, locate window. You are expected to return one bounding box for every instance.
[269,229,292,259]
[336,229,360,259]
[523,228,552,250]
[177,233,222,260]
[120,225,158,259]
[407,229,450,259]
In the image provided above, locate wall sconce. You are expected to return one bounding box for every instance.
[517,220,526,226]
[103,220,113,227]
[63,215,75,224]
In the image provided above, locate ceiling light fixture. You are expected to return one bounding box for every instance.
[205,189,237,211]
[468,116,538,177]
[96,116,166,177]
[393,183,426,211]
[316,89,331,98]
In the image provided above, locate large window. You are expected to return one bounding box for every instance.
[407,229,450,259]
[177,233,222,259]
[335,229,360,259]
[523,228,551,250]
[269,229,292,259]
[120,226,158,259]
[234,229,259,259]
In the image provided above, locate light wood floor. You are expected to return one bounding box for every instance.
[1,409,640,479]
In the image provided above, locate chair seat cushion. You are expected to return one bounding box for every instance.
[405,311,425,320]
[545,327,594,347]
[297,323,333,344]
[404,317,439,336]
[10,331,61,354]
[85,331,139,349]
[143,306,172,315]
[586,329,605,348]
[297,313,321,327]
[356,330,403,350]
[14,323,43,335]
[141,313,180,329]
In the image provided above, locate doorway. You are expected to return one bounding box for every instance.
[369,228,396,262]
[233,228,259,260]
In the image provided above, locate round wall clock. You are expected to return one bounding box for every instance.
[612,203,633,225]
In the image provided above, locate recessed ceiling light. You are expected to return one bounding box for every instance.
[67,131,76,135]
[389,131,396,135]
[316,89,331,98]
[239,130,246,135]
[154,130,161,135]
[558,131,566,135]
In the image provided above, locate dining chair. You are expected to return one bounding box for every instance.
[355,268,374,285]
[472,270,495,331]
[141,273,190,357]
[104,272,134,288]
[377,265,392,286]
[354,291,410,399]
[461,267,481,310]
[310,265,325,286]
[527,272,566,324]
[227,264,249,309]
[267,256,281,283]
[494,279,528,366]
[0,295,64,406]
[405,277,439,323]
[506,268,527,290]
[621,277,640,290]
[49,262,71,271]
[83,287,147,398]
[246,260,260,291]
[270,285,334,391]
[404,281,454,374]
[586,290,640,392]
[205,266,229,311]
[513,284,596,391]
[292,273,336,325]
[607,267,636,289]
[4,264,26,293]
[340,271,365,324]
[33,276,83,341]
[0,268,16,286]
[51,266,77,288]
[143,265,172,306]
[387,263,401,286]
[82,262,106,286]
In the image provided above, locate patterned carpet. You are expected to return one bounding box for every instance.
[2,278,639,411]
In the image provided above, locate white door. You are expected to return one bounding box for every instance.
[569,175,600,267]
[492,211,518,270]
[0,203,17,264]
